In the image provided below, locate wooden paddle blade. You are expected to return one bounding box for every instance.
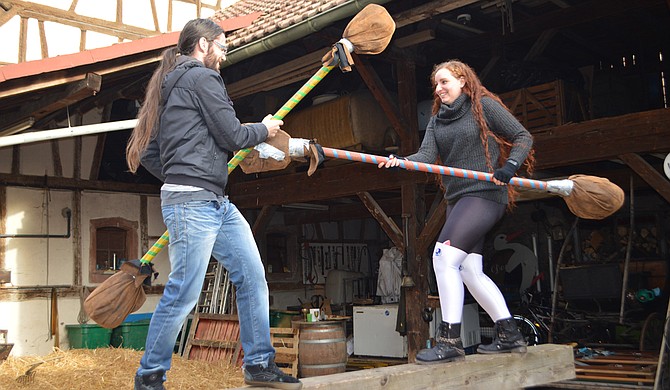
[564,174,625,220]
[84,266,149,329]
[344,4,395,55]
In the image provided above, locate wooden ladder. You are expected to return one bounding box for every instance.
[196,257,235,314]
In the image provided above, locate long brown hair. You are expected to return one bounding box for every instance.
[430,60,535,206]
[126,18,225,173]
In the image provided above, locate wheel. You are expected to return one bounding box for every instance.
[514,314,543,346]
[640,311,664,352]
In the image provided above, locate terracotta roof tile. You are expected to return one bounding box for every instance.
[305,9,319,18]
[277,19,291,29]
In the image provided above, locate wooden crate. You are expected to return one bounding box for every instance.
[184,313,243,367]
[499,79,587,132]
[183,314,299,376]
[270,327,299,377]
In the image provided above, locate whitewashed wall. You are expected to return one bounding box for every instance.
[1,185,166,356]
[0,114,170,356]
[4,188,73,286]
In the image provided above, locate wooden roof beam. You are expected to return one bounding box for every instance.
[533,108,670,169]
[9,0,158,40]
[0,171,160,194]
[523,28,557,61]
[251,205,278,237]
[5,73,101,125]
[393,0,481,29]
[0,3,17,27]
[227,49,325,99]
[229,162,434,209]
[358,191,404,250]
[0,53,161,99]
[417,198,447,255]
[619,153,670,203]
[353,54,411,153]
[394,29,436,49]
[174,0,219,11]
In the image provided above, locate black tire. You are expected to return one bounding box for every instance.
[640,311,664,352]
[514,314,543,346]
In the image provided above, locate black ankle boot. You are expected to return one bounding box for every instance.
[477,317,527,354]
[134,370,165,390]
[416,322,465,364]
[244,356,302,390]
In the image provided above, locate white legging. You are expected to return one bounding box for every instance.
[433,242,511,323]
[460,253,511,322]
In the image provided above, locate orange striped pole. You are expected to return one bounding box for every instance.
[321,147,574,196]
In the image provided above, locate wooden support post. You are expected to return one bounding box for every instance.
[402,183,428,361]
[0,187,5,271]
[140,195,148,255]
[397,59,418,155]
[72,189,82,286]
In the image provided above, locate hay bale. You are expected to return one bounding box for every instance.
[0,348,244,389]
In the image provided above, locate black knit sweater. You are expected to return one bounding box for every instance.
[406,94,533,205]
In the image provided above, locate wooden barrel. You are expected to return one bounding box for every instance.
[292,320,347,378]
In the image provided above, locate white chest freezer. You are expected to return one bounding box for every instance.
[353,303,481,358]
[353,304,407,358]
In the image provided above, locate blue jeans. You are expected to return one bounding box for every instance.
[137,192,274,378]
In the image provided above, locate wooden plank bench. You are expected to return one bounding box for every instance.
[229,344,575,389]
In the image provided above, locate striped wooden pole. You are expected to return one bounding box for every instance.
[140,232,169,264]
[321,147,574,196]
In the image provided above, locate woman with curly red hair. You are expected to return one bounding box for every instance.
[380,59,534,364]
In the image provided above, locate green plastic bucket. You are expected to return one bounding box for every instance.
[270,310,299,328]
[66,324,112,349]
[111,320,150,350]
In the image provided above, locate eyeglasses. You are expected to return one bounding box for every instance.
[211,40,228,54]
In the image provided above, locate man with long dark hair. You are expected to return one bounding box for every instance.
[127,18,302,390]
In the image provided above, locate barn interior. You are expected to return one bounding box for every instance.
[1,0,670,388]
